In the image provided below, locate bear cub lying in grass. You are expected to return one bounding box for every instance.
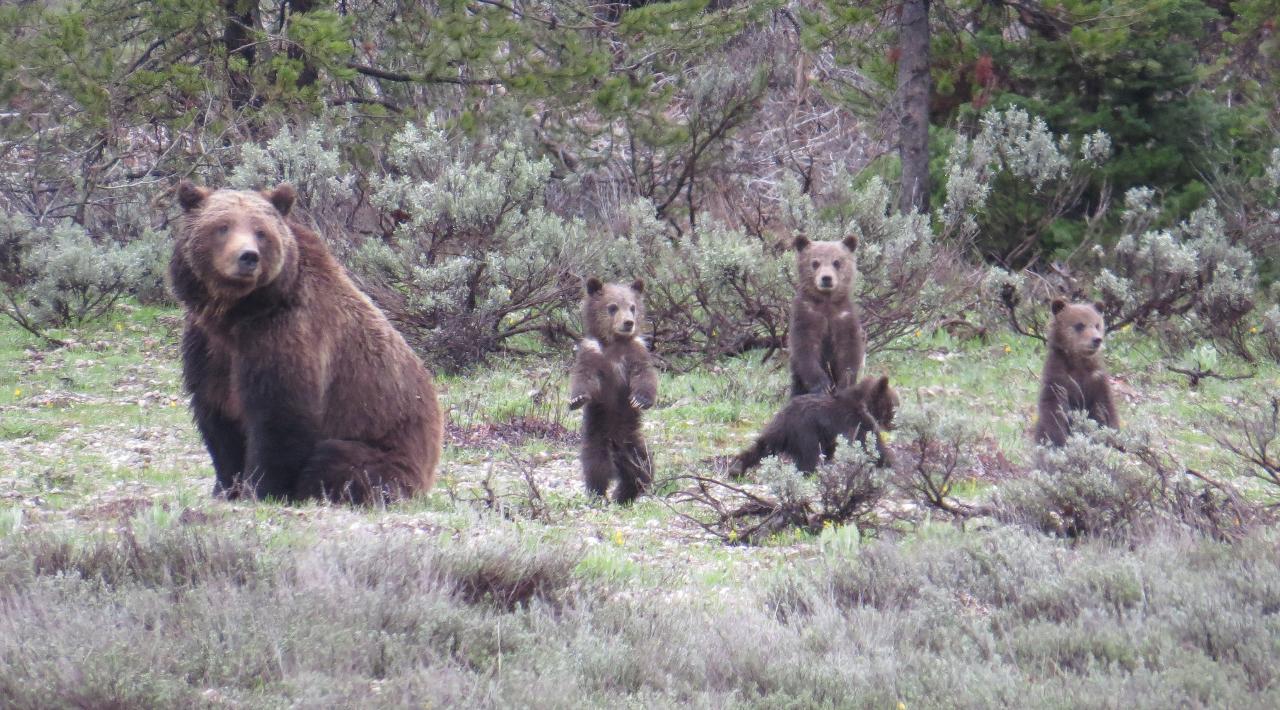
[728,375,898,477]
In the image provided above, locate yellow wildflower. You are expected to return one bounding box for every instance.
[612,530,624,546]
[1250,326,1258,334]
[12,388,19,397]
[727,529,739,543]
[1003,345,1012,354]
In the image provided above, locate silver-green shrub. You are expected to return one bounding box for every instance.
[0,212,157,340]
[348,120,605,370]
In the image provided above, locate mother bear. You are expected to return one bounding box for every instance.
[170,181,442,504]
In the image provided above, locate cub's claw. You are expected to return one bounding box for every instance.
[568,395,588,410]
[629,395,653,410]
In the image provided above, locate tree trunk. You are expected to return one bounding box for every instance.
[224,0,259,109]
[896,0,931,215]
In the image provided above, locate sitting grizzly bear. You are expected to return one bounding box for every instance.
[568,277,658,504]
[1035,299,1119,446]
[170,181,443,504]
[789,235,867,397]
[728,374,898,477]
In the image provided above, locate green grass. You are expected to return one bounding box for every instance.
[1,306,1278,707]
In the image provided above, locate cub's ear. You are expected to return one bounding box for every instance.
[873,375,890,396]
[841,235,859,252]
[1050,298,1067,315]
[585,277,604,296]
[630,279,645,294]
[266,184,295,217]
[792,235,810,252]
[177,181,208,212]
[1093,300,1106,315]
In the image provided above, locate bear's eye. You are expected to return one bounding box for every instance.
[254,229,267,242]
[833,260,842,269]
[608,304,618,315]
[811,260,819,269]
[629,304,635,313]
[216,224,229,236]
[1074,323,1085,333]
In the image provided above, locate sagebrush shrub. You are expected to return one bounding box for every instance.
[0,213,160,339]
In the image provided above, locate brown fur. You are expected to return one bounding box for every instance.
[170,181,443,504]
[1035,299,1119,446]
[568,277,658,503]
[729,374,898,476]
[788,235,867,396]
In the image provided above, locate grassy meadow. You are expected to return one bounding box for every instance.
[1,306,1278,708]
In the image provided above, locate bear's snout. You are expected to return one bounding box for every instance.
[620,319,635,332]
[1090,337,1103,350]
[236,249,260,274]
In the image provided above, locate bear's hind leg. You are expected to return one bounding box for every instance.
[295,440,415,505]
[581,440,614,499]
[612,438,652,505]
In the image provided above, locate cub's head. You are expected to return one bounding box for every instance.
[174,181,297,300]
[583,277,645,343]
[1049,299,1106,359]
[852,374,898,431]
[794,234,858,299]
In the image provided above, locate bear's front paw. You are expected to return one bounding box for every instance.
[629,394,653,410]
[569,395,588,410]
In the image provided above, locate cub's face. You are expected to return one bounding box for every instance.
[177,182,296,297]
[1050,300,1106,357]
[584,277,645,341]
[794,235,858,298]
[855,375,898,430]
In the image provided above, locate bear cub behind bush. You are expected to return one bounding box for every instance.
[569,277,658,504]
[789,235,867,397]
[728,374,898,477]
[170,181,443,504]
[1035,299,1118,446]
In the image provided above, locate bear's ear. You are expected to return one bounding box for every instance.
[1050,298,1067,315]
[1092,300,1106,315]
[841,235,859,252]
[585,277,604,296]
[872,375,891,400]
[630,279,645,294]
[177,181,208,212]
[792,235,810,252]
[266,184,296,217]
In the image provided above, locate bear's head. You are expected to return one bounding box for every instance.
[174,181,298,301]
[851,374,898,431]
[583,277,646,343]
[1049,299,1106,360]
[794,234,858,300]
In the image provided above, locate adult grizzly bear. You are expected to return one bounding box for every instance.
[568,277,658,504]
[1035,299,1118,446]
[170,181,443,504]
[789,235,867,397]
[728,374,898,476]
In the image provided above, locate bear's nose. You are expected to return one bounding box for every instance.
[237,249,260,270]
[1091,337,1103,347]
[819,275,833,287]
[622,320,635,331]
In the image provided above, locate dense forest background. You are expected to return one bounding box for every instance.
[1,0,1278,368]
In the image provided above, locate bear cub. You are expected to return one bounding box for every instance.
[728,374,898,477]
[170,181,443,504]
[569,277,658,504]
[789,234,867,397]
[1034,299,1119,446]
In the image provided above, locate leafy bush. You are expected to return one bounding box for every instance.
[348,120,611,371]
[0,213,163,342]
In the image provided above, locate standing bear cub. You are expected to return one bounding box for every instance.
[789,235,867,397]
[1035,299,1119,446]
[170,181,443,504]
[568,277,658,504]
[728,375,898,477]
